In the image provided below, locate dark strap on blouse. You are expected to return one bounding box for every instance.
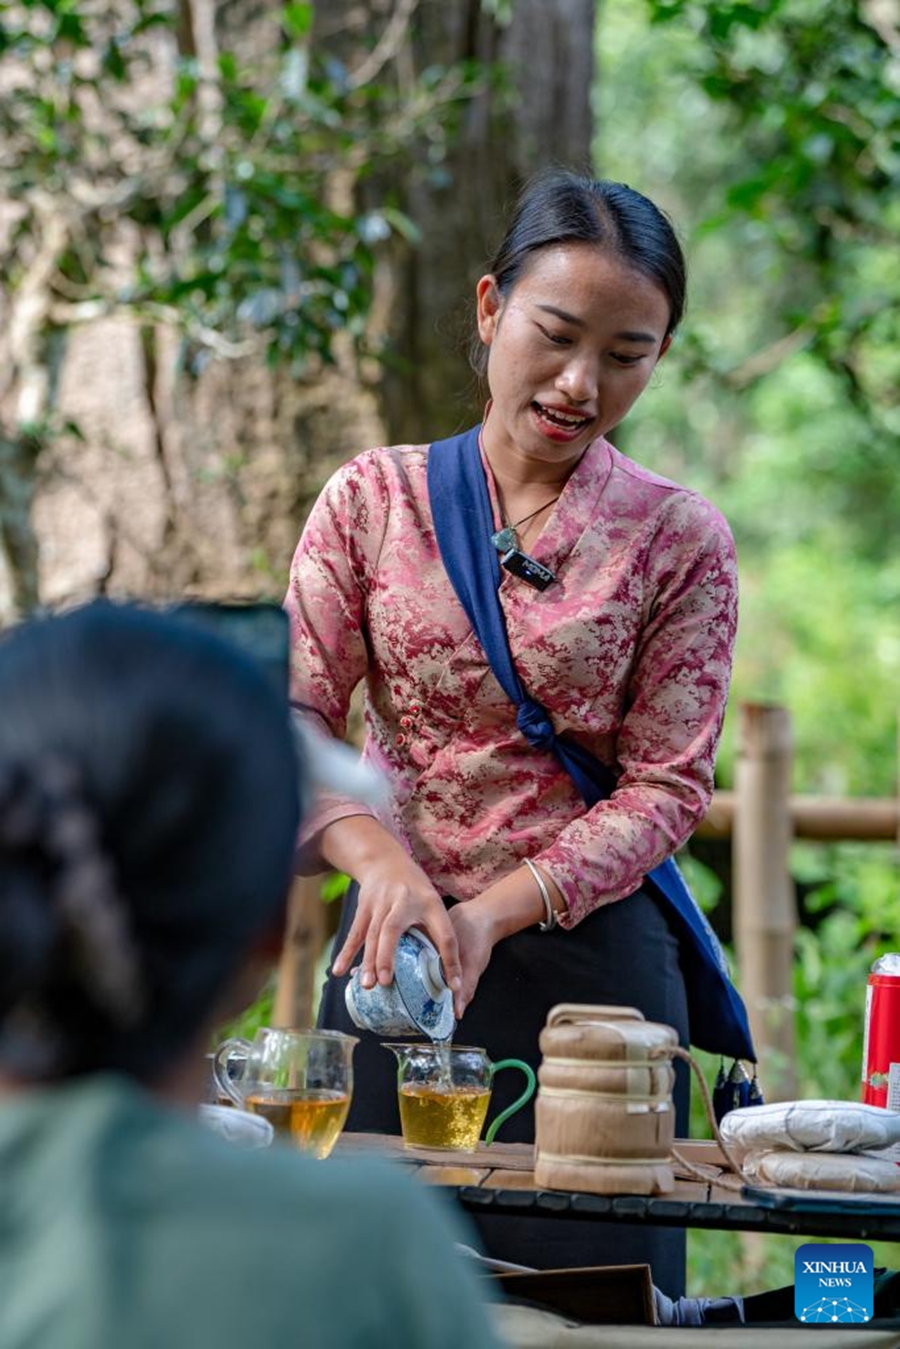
[427,423,756,1062]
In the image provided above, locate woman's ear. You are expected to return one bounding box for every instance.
[658,333,673,360]
[475,274,503,345]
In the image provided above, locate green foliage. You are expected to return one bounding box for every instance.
[597,0,900,800]
[320,870,351,903]
[688,843,897,1292]
[729,537,900,795]
[642,0,900,544]
[0,1,481,384]
[481,0,515,25]
[689,1229,900,1300]
[793,842,898,1094]
[599,0,900,1296]
[676,849,723,912]
[213,975,276,1047]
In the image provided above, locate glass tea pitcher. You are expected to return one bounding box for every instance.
[383,1043,535,1152]
[214,1027,357,1159]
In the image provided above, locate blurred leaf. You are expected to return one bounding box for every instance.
[62,418,85,442]
[379,205,421,245]
[676,851,723,913]
[320,872,350,904]
[282,3,313,40]
[213,976,276,1046]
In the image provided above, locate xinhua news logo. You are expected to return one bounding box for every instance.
[794,1243,874,1324]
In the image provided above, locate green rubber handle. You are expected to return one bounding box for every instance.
[484,1058,537,1145]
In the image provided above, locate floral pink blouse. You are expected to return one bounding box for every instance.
[285,431,737,929]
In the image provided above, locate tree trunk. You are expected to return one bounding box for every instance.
[1,0,595,616]
[318,0,597,445]
[0,431,41,623]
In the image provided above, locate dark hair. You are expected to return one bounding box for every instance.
[473,168,686,374]
[0,602,302,1083]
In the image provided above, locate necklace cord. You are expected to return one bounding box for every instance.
[505,494,560,532]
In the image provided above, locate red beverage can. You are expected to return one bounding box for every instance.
[862,953,900,1111]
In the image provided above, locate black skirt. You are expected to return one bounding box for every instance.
[318,883,690,1298]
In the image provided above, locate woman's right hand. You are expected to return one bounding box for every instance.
[321,818,462,999]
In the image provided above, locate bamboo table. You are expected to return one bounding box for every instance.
[335,1133,900,1244]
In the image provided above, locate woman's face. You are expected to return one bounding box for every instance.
[476,242,672,471]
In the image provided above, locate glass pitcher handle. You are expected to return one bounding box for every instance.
[484,1058,537,1145]
[212,1036,251,1107]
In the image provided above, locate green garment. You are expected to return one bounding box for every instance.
[0,1076,502,1349]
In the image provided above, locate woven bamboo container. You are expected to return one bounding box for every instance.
[534,1004,678,1196]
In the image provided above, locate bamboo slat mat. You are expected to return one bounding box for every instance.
[335,1131,537,1171]
[334,1133,900,1238]
[336,1133,727,1175]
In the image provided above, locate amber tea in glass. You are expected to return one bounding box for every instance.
[398,1083,491,1151]
[214,1028,357,1159]
[245,1088,351,1159]
[384,1043,536,1152]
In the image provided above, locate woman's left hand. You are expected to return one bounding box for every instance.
[447,901,497,1018]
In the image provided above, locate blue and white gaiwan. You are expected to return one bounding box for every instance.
[345,929,456,1041]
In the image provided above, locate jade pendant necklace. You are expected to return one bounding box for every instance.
[490,494,560,554]
[490,493,560,592]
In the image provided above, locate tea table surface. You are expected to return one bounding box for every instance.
[335,1133,900,1243]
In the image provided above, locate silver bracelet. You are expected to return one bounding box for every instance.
[524,858,558,932]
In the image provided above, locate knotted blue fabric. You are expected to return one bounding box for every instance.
[427,423,756,1062]
[516,702,555,749]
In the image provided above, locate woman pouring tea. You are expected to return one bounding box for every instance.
[287,168,752,1294]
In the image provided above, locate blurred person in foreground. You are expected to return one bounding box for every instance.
[0,602,500,1349]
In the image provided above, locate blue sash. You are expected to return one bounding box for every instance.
[427,423,755,1061]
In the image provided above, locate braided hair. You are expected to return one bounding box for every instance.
[0,602,301,1083]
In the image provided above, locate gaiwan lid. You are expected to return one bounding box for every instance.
[394,929,456,1041]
